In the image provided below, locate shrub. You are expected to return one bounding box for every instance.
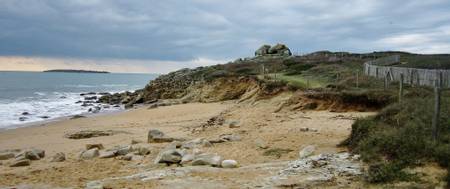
[366,163,414,183]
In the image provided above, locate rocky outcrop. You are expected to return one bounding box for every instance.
[255,43,292,56]
[255,45,271,56]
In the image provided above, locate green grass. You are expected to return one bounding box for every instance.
[271,73,328,88]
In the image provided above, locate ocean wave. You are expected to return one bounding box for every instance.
[101,84,129,87]
[63,84,97,88]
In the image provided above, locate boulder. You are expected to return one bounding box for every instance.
[114,145,133,156]
[119,154,133,161]
[148,129,174,143]
[65,130,115,139]
[268,43,292,56]
[132,144,152,156]
[10,159,30,167]
[191,153,222,167]
[86,144,104,150]
[99,151,116,159]
[154,149,184,164]
[15,150,41,161]
[219,134,241,142]
[80,148,99,160]
[0,152,15,160]
[31,149,45,158]
[50,152,66,162]
[221,160,238,168]
[255,45,271,56]
[180,153,195,165]
[181,138,212,149]
[299,145,316,159]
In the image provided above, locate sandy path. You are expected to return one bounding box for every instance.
[0,98,375,188]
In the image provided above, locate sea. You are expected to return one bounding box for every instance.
[0,71,157,130]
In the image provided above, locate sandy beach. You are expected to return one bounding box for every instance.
[0,94,377,188]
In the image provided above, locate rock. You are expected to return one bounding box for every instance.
[268,43,292,56]
[181,138,212,149]
[86,144,104,150]
[31,149,45,158]
[148,129,174,143]
[117,145,133,156]
[255,45,271,56]
[10,159,30,167]
[64,130,118,139]
[132,155,144,161]
[219,134,241,142]
[132,144,151,156]
[0,152,15,160]
[191,153,222,167]
[119,154,133,161]
[50,152,66,162]
[299,145,316,159]
[86,181,104,189]
[15,150,41,161]
[22,112,30,116]
[227,120,240,128]
[70,115,86,119]
[99,151,117,158]
[19,117,27,121]
[131,139,143,144]
[221,160,238,168]
[255,138,269,149]
[154,149,184,164]
[180,153,195,165]
[84,96,97,100]
[40,116,50,119]
[80,148,99,160]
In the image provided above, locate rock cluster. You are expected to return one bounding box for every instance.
[0,149,49,167]
[255,43,292,56]
[154,137,239,169]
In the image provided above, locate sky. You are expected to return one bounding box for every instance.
[0,0,450,73]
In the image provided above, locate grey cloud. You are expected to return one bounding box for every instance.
[0,0,449,64]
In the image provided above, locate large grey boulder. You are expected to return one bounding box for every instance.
[191,153,222,167]
[268,43,292,56]
[148,129,174,143]
[255,45,271,56]
[80,148,99,160]
[154,149,184,164]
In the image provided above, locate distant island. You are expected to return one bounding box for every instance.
[43,69,110,74]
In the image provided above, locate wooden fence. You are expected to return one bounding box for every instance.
[364,55,450,88]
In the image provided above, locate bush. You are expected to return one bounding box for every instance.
[367,163,414,183]
[343,97,450,184]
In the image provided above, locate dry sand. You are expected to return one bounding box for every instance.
[0,96,379,188]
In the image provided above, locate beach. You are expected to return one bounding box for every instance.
[0,96,375,188]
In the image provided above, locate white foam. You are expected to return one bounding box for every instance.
[0,92,122,129]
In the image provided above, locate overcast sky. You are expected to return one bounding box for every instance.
[1,0,449,73]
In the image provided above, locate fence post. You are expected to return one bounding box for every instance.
[399,74,404,103]
[432,83,441,141]
[384,72,389,90]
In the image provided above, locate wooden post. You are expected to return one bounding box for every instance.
[432,83,441,141]
[399,74,404,103]
[384,74,388,90]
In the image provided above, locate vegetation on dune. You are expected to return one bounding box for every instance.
[342,96,450,184]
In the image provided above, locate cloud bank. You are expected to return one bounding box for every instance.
[0,0,449,72]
